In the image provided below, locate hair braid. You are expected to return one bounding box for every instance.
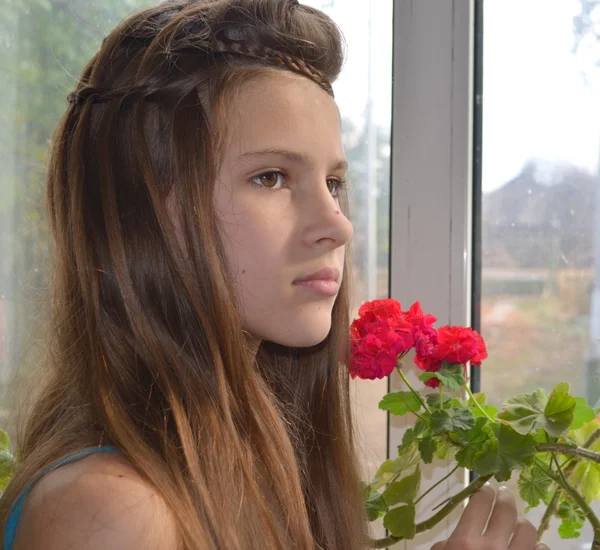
[67,37,333,106]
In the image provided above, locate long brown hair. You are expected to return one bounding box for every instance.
[0,1,369,548]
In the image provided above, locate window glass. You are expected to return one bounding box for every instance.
[481,1,600,547]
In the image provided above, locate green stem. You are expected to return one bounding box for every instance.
[464,384,496,422]
[537,428,600,544]
[536,488,560,542]
[535,458,600,548]
[414,465,460,506]
[535,444,600,464]
[365,474,493,549]
[397,366,431,414]
[439,385,443,409]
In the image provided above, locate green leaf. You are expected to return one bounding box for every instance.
[363,483,388,522]
[0,451,16,491]
[425,393,459,410]
[419,362,466,391]
[418,436,437,464]
[372,444,420,491]
[397,420,430,456]
[558,519,584,539]
[473,423,537,482]
[543,383,576,436]
[431,408,475,434]
[569,397,596,431]
[0,431,10,453]
[382,468,421,506]
[455,417,495,470]
[379,392,422,417]
[497,389,548,435]
[569,417,600,450]
[557,496,586,524]
[496,388,574,437]
[434,438,454,460]
[517,465,552,508]
[570,461,600,503]
[468,393,499,420]
[383,504,416,540]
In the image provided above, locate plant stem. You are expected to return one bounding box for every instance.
[366,474,493,548]
[535,444,600,464]
[537,428,600,543]
[536,488,560,542]
[585,428,600,449]
[439,385,443,409]
[535,458,600,549]
[396,366,431,414]
[463,384,495,422]
[414,465,460,505]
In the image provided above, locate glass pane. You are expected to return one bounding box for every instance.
[1,0,154,430]
[481,1,600,548]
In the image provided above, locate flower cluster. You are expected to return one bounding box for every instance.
[350,298,487,386]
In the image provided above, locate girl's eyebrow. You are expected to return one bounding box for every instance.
[240,148,348,172]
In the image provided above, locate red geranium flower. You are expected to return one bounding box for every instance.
[349,299,415,380]
[414,325,487,388]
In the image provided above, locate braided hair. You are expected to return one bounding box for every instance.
[67,0,336,107]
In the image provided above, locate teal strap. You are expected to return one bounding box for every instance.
[4,446,122,550]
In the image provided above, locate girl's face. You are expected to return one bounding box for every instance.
[215,71,353,348]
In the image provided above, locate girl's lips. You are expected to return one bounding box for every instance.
[292,279,339,296]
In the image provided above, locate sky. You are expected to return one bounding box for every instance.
[306,0,600,194]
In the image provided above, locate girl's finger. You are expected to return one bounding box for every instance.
[508,519,537,549]
[429,542,446,550]
[535,545,551,550]
[484,486,518,545]
[447,483,496,540]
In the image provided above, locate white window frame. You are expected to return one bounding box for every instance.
[388,0,475,547]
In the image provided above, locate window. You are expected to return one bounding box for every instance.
[480,1,600,548]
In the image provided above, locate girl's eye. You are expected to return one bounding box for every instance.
[251,171,285,189]
[327,178,347,198]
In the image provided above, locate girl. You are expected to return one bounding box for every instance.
[0,1,550,549]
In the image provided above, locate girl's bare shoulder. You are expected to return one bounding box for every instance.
[13,450,181,550]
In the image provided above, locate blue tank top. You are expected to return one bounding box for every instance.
[3,445,122,550]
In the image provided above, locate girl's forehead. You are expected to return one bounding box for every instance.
[222,72,341,150]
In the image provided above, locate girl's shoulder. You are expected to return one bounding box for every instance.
[12,450,181,550]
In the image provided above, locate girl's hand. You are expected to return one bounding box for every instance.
[430,484,550,550]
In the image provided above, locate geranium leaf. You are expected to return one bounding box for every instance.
[379,391,422,417]
[517,465,552,508]
[0,451,15,491]
[382,468,421,506]
[418,436,437,464]
[569,397,596,431]
[383,504,416,540]
[496,389,572,436]
[558,496,586,524]
[419,363,466,391]
[372,444,420,491]
[433,438,454,460]
[496,389,547,434]
[397,420,430,455]
[543,383,576,436]
[455,417,494,470]
[473,423,537,482]
[431,408,475,434]
[570,461,600,503]
[0,431,10,453]
[363,483,388,521]
[558,519,584,539]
